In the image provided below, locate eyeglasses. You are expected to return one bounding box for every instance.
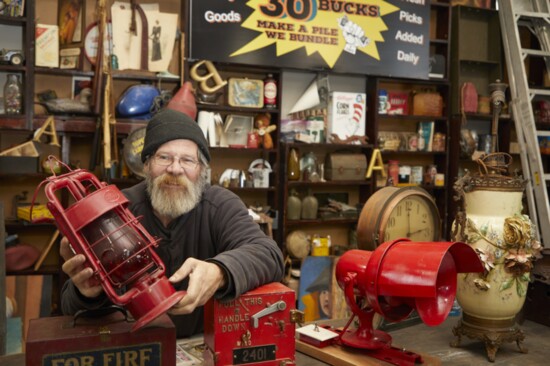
[151,153,200,171]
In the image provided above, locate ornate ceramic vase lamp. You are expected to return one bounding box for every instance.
[450,154,542,361]
[450,83,543,362]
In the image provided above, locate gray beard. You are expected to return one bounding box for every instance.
[146,172,207,219]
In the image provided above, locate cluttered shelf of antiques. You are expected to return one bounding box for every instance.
[4,219,60,276]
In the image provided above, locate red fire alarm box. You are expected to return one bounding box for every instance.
[25,310,176,365]
[203,282,300,366]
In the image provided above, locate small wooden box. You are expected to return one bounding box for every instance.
[26,312,176,365]
[325,153,367,181]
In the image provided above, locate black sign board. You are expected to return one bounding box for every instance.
[189,0,430,79]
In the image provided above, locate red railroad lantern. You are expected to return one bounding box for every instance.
[38,162,185,331]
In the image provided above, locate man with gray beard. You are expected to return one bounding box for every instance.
[59,108,284,338]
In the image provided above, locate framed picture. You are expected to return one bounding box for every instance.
[1,0,25,17]
[71,76,92,100]
[227,78,264,108]
[59,47,81,69]
[58,0,85,46]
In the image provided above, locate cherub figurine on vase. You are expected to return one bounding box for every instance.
[254,113,277,149]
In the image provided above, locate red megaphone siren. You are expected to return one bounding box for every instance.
[335,239,483,353]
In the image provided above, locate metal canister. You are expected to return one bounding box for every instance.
[411,166,423,185]
[398,165,411,184]
[388,160,399,186]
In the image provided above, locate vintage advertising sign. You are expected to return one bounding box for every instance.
[189,0,430,79]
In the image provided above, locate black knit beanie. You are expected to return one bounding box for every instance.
[141,109,210,162]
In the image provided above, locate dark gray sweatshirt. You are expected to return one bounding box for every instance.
[61,182,284,338]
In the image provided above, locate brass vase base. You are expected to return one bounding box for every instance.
[450,313,527,362]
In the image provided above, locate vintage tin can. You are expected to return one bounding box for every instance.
[435,173,445,187]
[398,165,411,184]
[388,160,399,186]
[411,166,424,185]
[203,282,298,366]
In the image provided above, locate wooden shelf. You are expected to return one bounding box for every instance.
[287,180,372,187]
[197,103,280,115]
[378,114,448,122]
[0,14,26,25]
[6,265,60,277]
[223,186,276,193]
[285,218,358,226]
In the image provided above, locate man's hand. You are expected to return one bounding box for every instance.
[168,258,226,315]
[60,236,103,298]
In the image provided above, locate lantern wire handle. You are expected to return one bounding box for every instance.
[29,155,80,224]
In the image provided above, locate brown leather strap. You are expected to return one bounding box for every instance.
[130,0,137,35]
[136,4,149,70]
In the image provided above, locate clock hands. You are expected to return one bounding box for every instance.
[408,226,429,237]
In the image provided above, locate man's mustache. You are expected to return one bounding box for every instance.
[157,174,188,187]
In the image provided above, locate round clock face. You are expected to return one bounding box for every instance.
[357,186,441,250]
[382,193,438,243]
[84,22,112,65]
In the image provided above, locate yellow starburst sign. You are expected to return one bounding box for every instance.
[231,0,399,68]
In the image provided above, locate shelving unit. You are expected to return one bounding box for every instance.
[0,1,187,336]
[447,4,520,232]
[430,1,452,81]
[278,141,374,256]
[189,62,282,238]
[450,5,503,115]
[366,76,451,239]
[0,8,35,128]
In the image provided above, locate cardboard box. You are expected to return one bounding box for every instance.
[387,91,409,115]
[327,92,366,140]
[26,312,176,365]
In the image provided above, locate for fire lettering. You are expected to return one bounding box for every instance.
[51,357,94,366]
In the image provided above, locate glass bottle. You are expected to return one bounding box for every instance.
[417,126,426,151]
[3,74,23,114]
[263,73,277,108]
[287,148,300,181]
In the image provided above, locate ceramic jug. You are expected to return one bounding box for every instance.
[287,189,301,220]
[301,189,318,220]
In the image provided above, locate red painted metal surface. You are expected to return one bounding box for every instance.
[335,239,483,355]
[26,312,176,366]
[203,282,297,366]
[40,166,185,331]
